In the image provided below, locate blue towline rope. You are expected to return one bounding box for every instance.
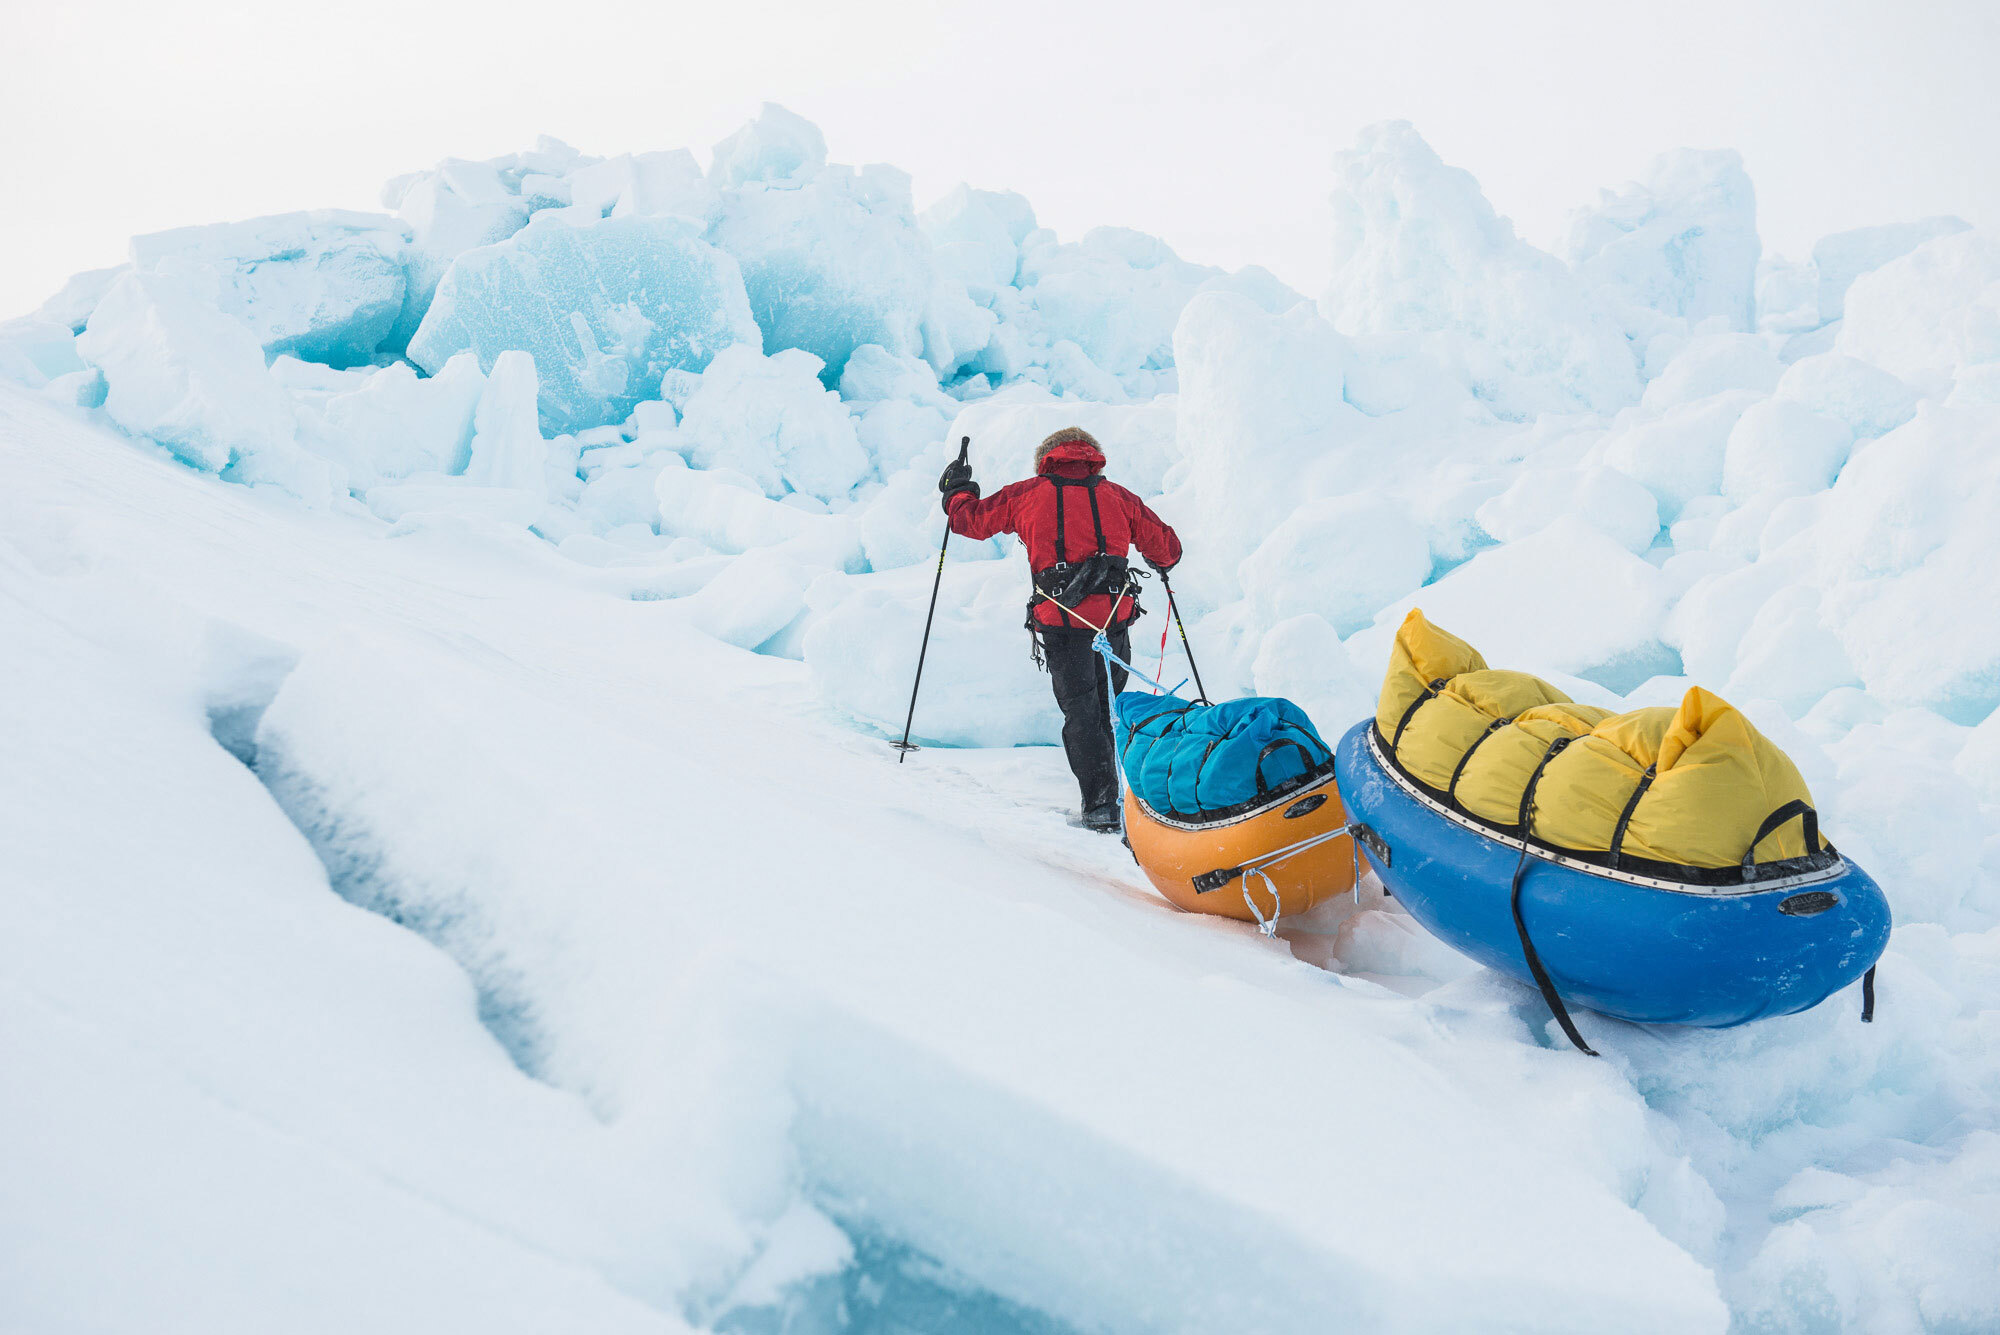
[1092,631,1147,797]
[1091,631,1185,697]
[1091,629,1199,816]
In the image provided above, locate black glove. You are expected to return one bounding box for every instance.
[1146,556,1178,576]
[938,456,974,493]
[938,456,979,513]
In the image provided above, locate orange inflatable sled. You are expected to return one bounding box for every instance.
[1123,770,1357,927]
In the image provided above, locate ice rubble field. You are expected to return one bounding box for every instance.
[4,105,2000,1333]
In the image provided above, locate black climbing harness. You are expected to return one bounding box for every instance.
[1027,474,1142,666]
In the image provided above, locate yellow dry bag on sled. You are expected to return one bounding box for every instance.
[1377,611,1821,873]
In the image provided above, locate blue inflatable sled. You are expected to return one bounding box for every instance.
[1337,720,1891,1035]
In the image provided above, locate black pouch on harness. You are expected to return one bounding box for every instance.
[1033,553,1132,609]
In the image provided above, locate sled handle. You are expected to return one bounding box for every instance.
[1741,800,1821,880]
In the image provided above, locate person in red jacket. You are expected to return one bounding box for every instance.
[939,426,1182,832]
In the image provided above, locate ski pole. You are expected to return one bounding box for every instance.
[893,436,969,761]
[1160,571,1209,704]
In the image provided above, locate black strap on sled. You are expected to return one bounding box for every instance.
[1607,763,1658,870]
[1862,965,1877,1023]
[1514,735,1572,833]
[1741,800,1821,880]
[1446,717,1511,810]
[1118,701,1199,772]
[1391,678,1450,751]
[1508,735,1597,1057]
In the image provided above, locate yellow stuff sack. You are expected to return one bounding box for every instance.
[1375,610,1485,746]
[1534,687,1818,866]
[1374,611,1821,871]
[1453,703,1616,827]
[1394,670,1578,793]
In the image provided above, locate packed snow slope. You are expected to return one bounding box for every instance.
[5,106,2000,1332]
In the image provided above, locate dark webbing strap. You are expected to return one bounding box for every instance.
[1508,733,1597,1056]
[1051,477,1066,565]
[1742,799,1821,880]
[1446,717,1510,809]
[1046,477,1115,631]
[1173,737,1225,822]
[1391,678,1450,751]
[1515,735,1573,832]
[1607,764,1658,869]
[1161,714,1187,802]
[1048,476,1109,560]
[1086,481,1111,621]
[1510,851,1599,1057]
[1862,965,1877,1023]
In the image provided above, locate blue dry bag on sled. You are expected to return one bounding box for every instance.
[1114,693,1335,824]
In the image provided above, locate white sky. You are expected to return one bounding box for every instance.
[3,0,1996,318]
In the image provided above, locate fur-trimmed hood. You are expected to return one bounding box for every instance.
[1034,426,1105,478]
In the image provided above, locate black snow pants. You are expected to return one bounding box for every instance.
[1040,625,1130,813]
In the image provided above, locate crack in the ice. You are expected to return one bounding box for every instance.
[6,979,652,1315]
[200,656,552,1086]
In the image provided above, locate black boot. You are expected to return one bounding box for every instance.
[1081,804,1123,833]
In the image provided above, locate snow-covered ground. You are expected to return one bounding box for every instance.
[4,107,1999,1332]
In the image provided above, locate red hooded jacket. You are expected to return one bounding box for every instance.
[945,439,1182,630]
